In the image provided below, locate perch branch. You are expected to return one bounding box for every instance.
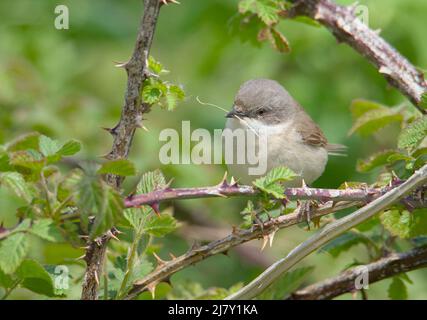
[124,181,401,208]
[288,0,426,113]
[225,164,427,300]
[81,0,162,300]
[126,200,358,299]
[288,245,427,300]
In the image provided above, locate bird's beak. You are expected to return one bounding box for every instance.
[226,108,246,118]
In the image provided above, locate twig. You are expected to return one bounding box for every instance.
[81,0,162,300]
[225,164,427,300]
[288,245,427,300]
[288,0,426,113]
[125,200,357,299]
[124,180,399,208]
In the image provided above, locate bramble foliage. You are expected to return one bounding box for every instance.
[0,55,184,299]
[0,1,426,301]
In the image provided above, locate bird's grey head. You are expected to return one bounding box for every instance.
[226,79,299,125]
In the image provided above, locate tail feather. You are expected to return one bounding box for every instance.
[326,143,348,157]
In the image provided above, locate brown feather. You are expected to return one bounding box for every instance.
[294,109,328,148]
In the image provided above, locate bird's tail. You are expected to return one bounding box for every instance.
[326,143,348,156]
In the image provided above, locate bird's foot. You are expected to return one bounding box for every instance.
[296,200,318,230]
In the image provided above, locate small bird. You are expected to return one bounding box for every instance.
[225,79,345,187]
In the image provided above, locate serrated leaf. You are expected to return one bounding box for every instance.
[57,139,81,156]
[320,232,369,258]
[0,171,32,202]
[165,85,185,111]
[6,132,40,152]
[39,135,61,157]
[397,116,427,152]
[138,169,167,194]
[388,277,407,300]
[142,84,162,104]
[256,0,280,26]
[349,108,403,137]
[356,150,401,173]
[16,259,55,297]
[0,233,29,274]
[123,205,151,230]
[258,266,314,299]
[148,56,163,75]
[97,159,136,177]
[253,166,296,198]
[129,257,154,283]
[350,99,383,119]
[29,219,63,242]
[144,214,177,237]
[380,209,427,239]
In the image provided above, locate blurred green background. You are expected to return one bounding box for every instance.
[1,0,426,299]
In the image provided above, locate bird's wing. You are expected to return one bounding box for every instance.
[295,110,328,148]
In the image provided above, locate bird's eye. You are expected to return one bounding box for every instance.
[257,109,265,116]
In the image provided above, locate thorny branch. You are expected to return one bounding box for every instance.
[288,245,427,300]
[226,164,427,300]
[125,167,425,299]
[81,0,163,300]
[124,176,421,209]
[125,201,356,299]
[288,0,427,113]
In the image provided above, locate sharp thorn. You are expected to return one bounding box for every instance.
[94,271,99,285]
[153,252,166,266]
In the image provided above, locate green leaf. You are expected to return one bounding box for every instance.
[253,166,296,199]
[97,159,136,177]
[0,233,29,274]
[258,266,314,299]
[356,150,401,173]
[388,277,408,300]
[144,214,177,237]
[148,56,163,75]
[0,268,14,288]
[77,175,124,238]
[16,259,55,297]
[380,209,427,239]
[29,219,64,242]
[349,108,403,137]
[0,171,32,202]
[238,0,256,13]
[129,257,154,283]
[420,92,427,110]
[398,116,427,152]
[142,84,162,104]
[238,0,280,26]
[350,99,383,119]
[165,85,185,111]
[6,132,41,152]
[320,232,369,258]
[138,169,167,194]
[39,135,61,157]
[256,0,280,26]
[9,150,45,173]
[57,139,81,156]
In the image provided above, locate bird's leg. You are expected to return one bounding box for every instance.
[296,180,318,229]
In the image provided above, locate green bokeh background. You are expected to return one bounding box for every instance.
[0,0,426,299]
